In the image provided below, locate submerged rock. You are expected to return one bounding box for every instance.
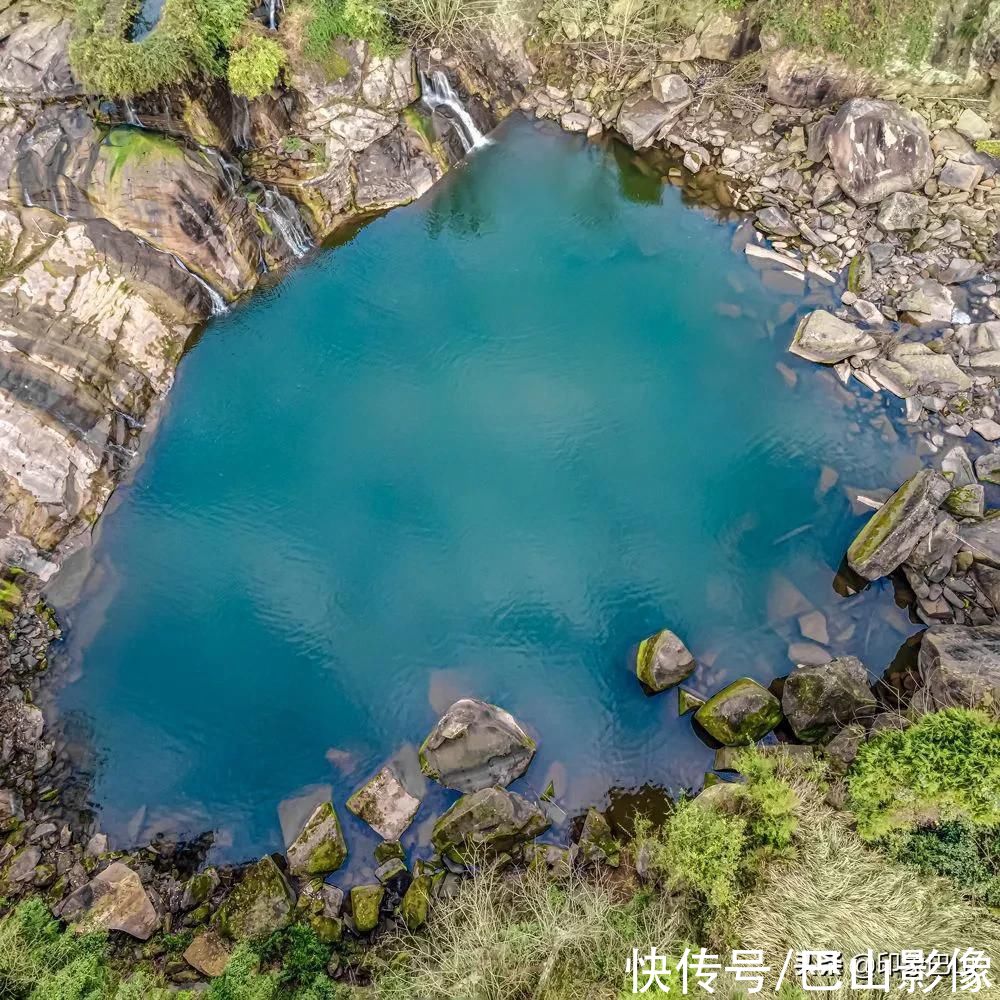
[286,802,348,876]
[58,862,159,940]
[215,856,296,940]
[781,656,877,742]
[822,99,933,205]
[789,310,876,364]
[347,765,421,841]
[635,629,696,693]
[694,678,783,745]
[431,786,550,863]
[847,469,950,580]
[420,698,535,793]
[918,624,1000,711]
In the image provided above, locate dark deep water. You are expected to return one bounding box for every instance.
[53,117,921,878]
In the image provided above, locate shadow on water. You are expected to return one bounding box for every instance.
[47,115,925,872]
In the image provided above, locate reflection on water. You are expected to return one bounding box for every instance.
[52,116,920,877]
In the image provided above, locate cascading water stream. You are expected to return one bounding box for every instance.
[267,0,280,30]
[231,96,252,150]
[122,99,142,127]
[170,254,229,316]
[419,70,490,153]
[257,187,312,258]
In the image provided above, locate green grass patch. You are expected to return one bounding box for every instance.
[101,127,183,182]
[848,709,1000,841]
[976,139,1000,158]
[227,34,287,98]
[293,0,395,75]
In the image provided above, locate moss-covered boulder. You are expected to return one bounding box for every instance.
[944,484,984,519]
[694,678,782,745]
[420,699,536,793]
[215,856,296,941]
[575,807,620,867]
[286,802,348,876]
[350,884,384,934]
[635,629,695,693]
[782,656,877,742]
[678,687,705,714]
[401,874,432,930]
[846,469,950,580]
[431,786,550,864]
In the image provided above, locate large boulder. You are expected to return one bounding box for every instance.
[781,656,877,742]
[0,5,79,101]
[183,931,232,978]
[286,802,348,876]
[354,126,441,211]
[616,98,679,148]
[960,513,1000,567]
[420,698,536,793]
[635,629,696,693]
[350,884,385,933]
[822,99,933,205]
[767,49,876,108]
[788,310,876,364]
[215,856,296,940]
[847,469,950,580]
[918,625,1000,712]
[431,786,550,863]
[57,862,159,940]
[347,765,421,841]
[694,678,782,745]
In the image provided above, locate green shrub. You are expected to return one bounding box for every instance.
[299,0,394,63]
[899,821,1000,908]
[848,709,1000,841]
[977,139,1000,158]
[258,924,330,987]
[70,0,252,96]
[227,34,287,98]
[734,749,799,852]
[206,944,281,999]
[638,800,747,914]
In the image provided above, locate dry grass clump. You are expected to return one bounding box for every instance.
[373,860,681,1000]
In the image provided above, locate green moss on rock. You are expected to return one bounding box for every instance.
[215,856,296,941]
[401,874,431,930]
[350,884,384,933]
[694,678,782,745]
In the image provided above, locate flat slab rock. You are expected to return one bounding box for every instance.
[419,698,536,793]
[57,862,159,940]
[694,677,782,745]
[789,310,876,364]
[847,469,949,580]
[184,930,232,978]
[347,765,421,841]
[918,624,1000,711]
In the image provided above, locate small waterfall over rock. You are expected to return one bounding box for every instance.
[231,96,252,150]
[170,254,228,316]
[419,70,490,153]
[122,99,142,127]
[256,187,312,258]
[267,0,280,30]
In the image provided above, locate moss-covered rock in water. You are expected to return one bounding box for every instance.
[847,469,950,580]
[781,656,877,743]
[694,678,782,745]
[635,629,696,693]
[350,884,384,934]
[215,856,296,941]
[401,874,432,930]
[431,786,550,864]
[286,802,347,876]
[575,807,620,867]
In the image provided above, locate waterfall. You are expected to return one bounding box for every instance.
[258,188,312,258]
[267,0,280,30]
[199,146,243,201]
[231,96,252,150]
[168,253,228,316]
[123,99,142,127]
[419,70,490,153]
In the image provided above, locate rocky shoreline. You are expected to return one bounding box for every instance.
[1,0,1000,988]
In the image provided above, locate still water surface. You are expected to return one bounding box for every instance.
[55,117,919,874]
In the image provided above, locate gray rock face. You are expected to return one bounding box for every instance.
[651,73,692,107]
[789,310,876,364]
[767,49,876,108]
[347,765,421,841]
[58,862,159,940]
[431,786,550,863]
[823,99,933,205]
[877,192,929,232]
[918,624,1000,711]
[975,452,1000,485]
[960,513,1000,567]
[756,206,798,237]
[782,656,877,742]
[0,7,78,100]
[635,629,696,692]
[355,126,441,210]
[847,469,950,580]
[420,698,536,793]
[616,98,678,148]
